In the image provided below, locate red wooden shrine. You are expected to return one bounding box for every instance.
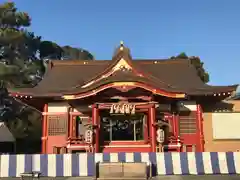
[9,42,237,154]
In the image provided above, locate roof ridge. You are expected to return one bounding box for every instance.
[50,58,189,66]
[134,58,188,61]
[51,60,110,66]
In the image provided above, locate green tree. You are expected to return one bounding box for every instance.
[39,43,95,61]
[0,2,45,148]
[62,46,94,60]
[0,1,94,88]
[0,2,95,149]
[0,2,43,87]
[39,41,63,60]
[174,52,209,83]
[190,56,209,83]
[176,52,188,59]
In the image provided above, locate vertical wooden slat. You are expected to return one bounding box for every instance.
[53,146,57,154]
[196,104,204,152]
[72,116,76,137]
[179,112,197,135]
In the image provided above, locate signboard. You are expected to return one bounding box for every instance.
[85,130,93,144]
[110,103,135,114]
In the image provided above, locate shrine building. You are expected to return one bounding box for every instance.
[9,42,239,154]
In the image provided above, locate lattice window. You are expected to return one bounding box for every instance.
[48,115,68,136]
[179,112,197,135]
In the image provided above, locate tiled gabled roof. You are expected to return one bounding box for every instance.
[9,43,238,98]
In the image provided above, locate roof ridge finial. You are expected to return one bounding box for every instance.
[120,41,124,51]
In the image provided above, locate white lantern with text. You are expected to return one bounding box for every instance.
[85,130,93,144]
[157,128,165,143]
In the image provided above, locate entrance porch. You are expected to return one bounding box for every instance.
[67,102,181,153]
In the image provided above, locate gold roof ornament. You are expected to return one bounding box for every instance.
[120,41,124,50]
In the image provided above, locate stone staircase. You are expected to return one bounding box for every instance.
[96,162,150,180]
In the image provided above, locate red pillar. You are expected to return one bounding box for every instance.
[69,108,73,139]
[196,104,204,152]
[144,117,149,143]
[92,104,100,153]
[174,114,181,152]
[42,103,48,154]
[149,105,156,152]
[173,113,180,137]
[171,115,176,136]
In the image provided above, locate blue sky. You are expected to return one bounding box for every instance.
[9,0,240,85]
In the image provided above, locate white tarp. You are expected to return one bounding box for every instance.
[0,122,15,142]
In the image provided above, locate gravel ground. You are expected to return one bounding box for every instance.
[1,175,240,180]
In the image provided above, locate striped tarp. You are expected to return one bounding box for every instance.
[0,152,240,177]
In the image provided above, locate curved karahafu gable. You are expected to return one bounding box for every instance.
[9,42,238,99]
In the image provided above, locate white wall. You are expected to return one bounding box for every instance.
[48,102,69,112]
[212,113,240,139]
[178,101,197,111]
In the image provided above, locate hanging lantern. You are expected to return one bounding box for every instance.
[85,130,93,144]
[157,128,165,143]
